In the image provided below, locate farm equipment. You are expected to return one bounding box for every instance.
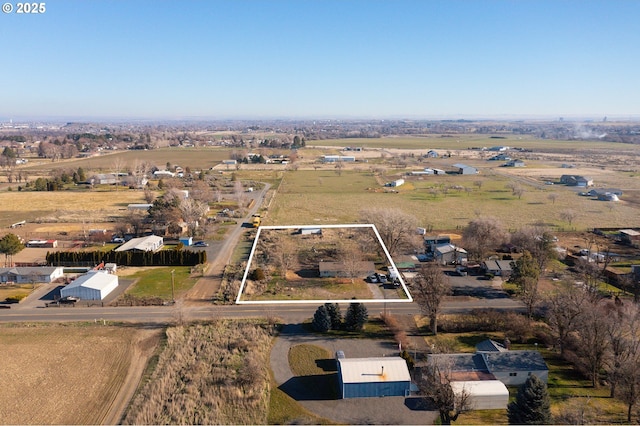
[252,214,261,228]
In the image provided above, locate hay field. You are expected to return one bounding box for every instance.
[21,147,235,173]
[265,169,640,231]
[310,136,640,153]
[0,324,161,425]
[0,190,145,227]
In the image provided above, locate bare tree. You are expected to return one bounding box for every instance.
[416,360,472,425]
[359,208,418,257]
[473,180,483,191]
[545,280,588,357]
[576,299,610,388]
[510,226,556,271]
[547,192,558,204]
[462,217,508,261]
[560,209,577,226]
[411,263,451,335]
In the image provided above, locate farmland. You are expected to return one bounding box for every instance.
[0,323,161,425]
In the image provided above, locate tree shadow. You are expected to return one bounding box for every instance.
[405,396,436,411]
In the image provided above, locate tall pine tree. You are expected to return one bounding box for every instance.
[344,301,368,331]
[311,305,331,332]
[507,374,552,425]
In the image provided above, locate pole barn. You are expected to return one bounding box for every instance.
[337,357,411,398]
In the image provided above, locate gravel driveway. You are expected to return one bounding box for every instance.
[270,323,437,425]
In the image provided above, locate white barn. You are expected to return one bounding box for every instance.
[61,271,118,300]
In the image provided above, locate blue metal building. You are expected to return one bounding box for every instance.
[337,357,411,399]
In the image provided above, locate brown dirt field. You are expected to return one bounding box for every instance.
[0,324,161,425]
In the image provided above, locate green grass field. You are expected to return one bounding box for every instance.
[124,266,197,299]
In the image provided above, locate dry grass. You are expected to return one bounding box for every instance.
[0,323,158,425]
[123,320,273,425]
[0,190,146,226]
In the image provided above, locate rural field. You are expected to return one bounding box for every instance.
[258,168,639,231]
[0,323,161,425]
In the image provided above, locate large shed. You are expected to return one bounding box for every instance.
[337,357,411,398]
[450,380,509,410]
[61,271,118,300]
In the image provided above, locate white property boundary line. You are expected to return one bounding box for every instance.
[236,223,413,304]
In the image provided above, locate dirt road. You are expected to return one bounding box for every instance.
[182,183,271,304]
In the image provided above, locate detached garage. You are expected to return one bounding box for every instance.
[450,380,509,410]
[337,357,411,398]
[61,271,118,300]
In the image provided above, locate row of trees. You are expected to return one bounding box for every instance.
[46,247,206,267]
[311,302,368,332]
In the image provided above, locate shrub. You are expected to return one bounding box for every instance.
[250,268,266,281]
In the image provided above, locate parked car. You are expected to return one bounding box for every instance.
[193,241,209,247]
[455,266,467,276]
[111,237,125,243]
[367,274,379,283]
[377,274,388,284]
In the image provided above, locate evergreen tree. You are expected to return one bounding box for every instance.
[311,305,331,332]
[324,303,342,330]
[507,374,552,425]
[344,301,368,331]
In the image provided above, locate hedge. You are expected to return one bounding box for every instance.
[46,249,206,267]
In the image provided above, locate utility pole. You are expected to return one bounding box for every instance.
[171,269,175,303]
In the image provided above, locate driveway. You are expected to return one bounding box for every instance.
[271,324,437,425]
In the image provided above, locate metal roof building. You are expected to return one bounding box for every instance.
[337,357,411,398]
[450,380,509,410]
[114,235,164,252]
[60,271,119,300]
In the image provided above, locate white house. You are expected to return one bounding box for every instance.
[0,267,64,284]
[61,271,119,300]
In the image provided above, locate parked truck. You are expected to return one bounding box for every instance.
[252,214,261,228]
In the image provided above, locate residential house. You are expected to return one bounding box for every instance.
[560,175,593,187]
[424,235,451,253]
[434,244,467,265]
[504,159,525,167]
[482,260,514,278]
[427,347,549,386]
[0,266,64,284]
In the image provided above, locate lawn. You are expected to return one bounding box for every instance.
[123,266,197,300]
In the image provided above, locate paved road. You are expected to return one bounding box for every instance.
[0,296,524,324]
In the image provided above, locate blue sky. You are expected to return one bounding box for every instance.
[1,0,638,120]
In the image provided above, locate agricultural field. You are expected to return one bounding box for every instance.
[263,168,640,231]
[0,323,161,425]
[0,190,146,228]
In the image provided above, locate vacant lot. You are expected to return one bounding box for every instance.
[0,324,161,425]
[0,190,145,228]
[123,321,272,425]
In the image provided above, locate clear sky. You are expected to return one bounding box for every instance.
[1,0,638,120]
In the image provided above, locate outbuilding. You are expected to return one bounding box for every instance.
[450,380,509,410]
[337,357,411,398]
[61,271,118,300]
